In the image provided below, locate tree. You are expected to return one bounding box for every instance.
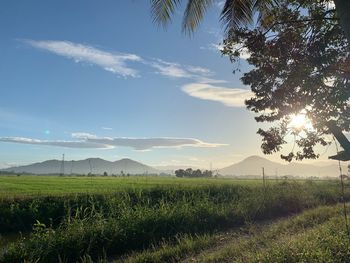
[150,0,350,161]
[222,1,349,161]
[193,169,202,177]
[174,168,213,177]
[202,170,213,177]
[334,0,350,41]
[150,0,350,41]
[175,169,185,177]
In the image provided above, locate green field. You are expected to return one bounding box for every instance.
[0,175,274,198]
[0,175,349,262]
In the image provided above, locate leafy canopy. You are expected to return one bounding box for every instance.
[222,0,349,161]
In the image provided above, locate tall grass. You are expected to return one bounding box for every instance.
[123,204,348,263]
[0,180,348,262]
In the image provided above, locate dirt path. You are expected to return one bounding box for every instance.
[181,205,344,263]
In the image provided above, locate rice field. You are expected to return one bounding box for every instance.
[0,175,349,262]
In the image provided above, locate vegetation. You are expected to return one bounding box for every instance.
[0,175,272,198]
[223,1,350,161]
[150,0,349,38]
[0,176,349,262]
[149,0,350,161]
[174,168,213,178]
[123,203,350,263]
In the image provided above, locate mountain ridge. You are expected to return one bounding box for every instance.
[1,155,346,177]
[1,158,159,175]
[219,155,346,177]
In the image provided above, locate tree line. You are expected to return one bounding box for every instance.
[175,168,213,178]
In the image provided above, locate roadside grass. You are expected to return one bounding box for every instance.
[1,180,349,263]
[121,204,350,263]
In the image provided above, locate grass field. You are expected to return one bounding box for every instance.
[0,175,268,198]
[0,175,349,262]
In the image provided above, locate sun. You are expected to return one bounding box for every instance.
[289,113,313,130]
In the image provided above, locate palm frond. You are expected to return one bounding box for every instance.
[151,0,182,27]
[182,0,214,34]
[220,0,256,33]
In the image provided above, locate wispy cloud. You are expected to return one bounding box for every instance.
[182,83,252,107]
[149,59,213,79]
[25,40,142,77]
[73,133,225,150]
[71,132,97,139]
[86,137,225,150]
[150,59,192,78]
[101,127,113,130]
[0,137,112,149]
[0,134,226,150]
[24,40,214,80]
[200,43,224,52]
[186,66,213,76]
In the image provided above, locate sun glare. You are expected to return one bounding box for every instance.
[289,114,313,130]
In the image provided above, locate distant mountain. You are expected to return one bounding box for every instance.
[1,158,159,175]
[1,155,347,177]
[219,155,347,177]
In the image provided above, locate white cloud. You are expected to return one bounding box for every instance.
[24,39,216,81]
[182,83,253,107]
[86,137,225,150]
[101,127,113,130]
[0,137,111,149]
[151,60,191,78]
[0,135,226,150]
[149,59,213,79]
[186,66,213,76]
[25,40,141,77]
[200,43,224,52]
[71,132,97,139]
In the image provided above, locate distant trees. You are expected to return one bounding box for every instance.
[175,168,213,178]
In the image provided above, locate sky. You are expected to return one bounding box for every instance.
[0,0,338,169]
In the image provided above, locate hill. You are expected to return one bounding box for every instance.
[1,158,159,175]
[219,155,346,177]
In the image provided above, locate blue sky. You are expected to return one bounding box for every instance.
[0,1,335,169]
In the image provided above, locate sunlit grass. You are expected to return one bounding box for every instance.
[0,179,348,262]
[0,175,274,198]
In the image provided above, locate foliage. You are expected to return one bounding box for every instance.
[174,168,213,177]
[222,0,350,161]
[0,178,349,262]
[122,204,348,262]
[150,0,281,34]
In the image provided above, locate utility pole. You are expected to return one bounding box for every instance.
[70,161,74,175]
[262,167,266,189]
[60,154,65,176]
